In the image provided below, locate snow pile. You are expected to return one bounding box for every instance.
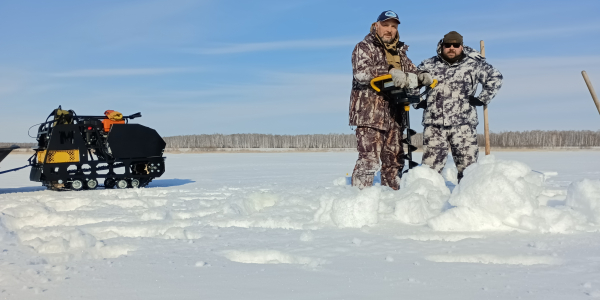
[222,249,327,267]
[441,164,459,185]
[243,192,279,214]
[392,166,450,225]
[428,155,586,233]
[316,167,450,228]
[314,187,382,228]
[566,179,600,224]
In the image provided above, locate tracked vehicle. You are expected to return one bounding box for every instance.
[30,107,166,190]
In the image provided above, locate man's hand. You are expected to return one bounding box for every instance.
[418,73,433,86]
[390,68,407,88]
[415,101,427,110]
[469,96,485,106]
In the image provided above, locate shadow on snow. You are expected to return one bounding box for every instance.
[147,178,195,188]
[0,186,47,195]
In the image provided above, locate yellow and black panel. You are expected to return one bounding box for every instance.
[37,150,80,164]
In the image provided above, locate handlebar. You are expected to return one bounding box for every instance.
[370,74,438,92]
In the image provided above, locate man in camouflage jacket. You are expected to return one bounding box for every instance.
[416,31,503,181]
[349,10,432,190]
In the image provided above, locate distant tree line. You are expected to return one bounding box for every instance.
[4,131,599,150]
[164,133,356,149]
[482,130,600,148]
[164,130,600,149]
[0,143,35,148]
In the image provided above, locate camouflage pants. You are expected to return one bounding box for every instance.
[421,125,479,181]
[352,123,405,190]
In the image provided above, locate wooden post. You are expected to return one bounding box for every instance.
[480,40,491,155]
[582,71,600,115]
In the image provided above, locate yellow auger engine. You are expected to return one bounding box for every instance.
[29,107,166,190]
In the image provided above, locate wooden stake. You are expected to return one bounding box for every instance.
[582,71,600,115]
[481,40,491,155]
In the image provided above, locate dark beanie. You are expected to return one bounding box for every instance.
[443,31,463,44]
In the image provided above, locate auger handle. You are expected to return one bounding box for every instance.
[370,75,438,92]
[430,79,438,88]
[370,74,392,92]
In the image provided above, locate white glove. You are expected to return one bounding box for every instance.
[390,68,407,88]
[418,73,433,86]
[406,73,418,89]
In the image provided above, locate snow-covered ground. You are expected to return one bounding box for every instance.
[1,151,600,299]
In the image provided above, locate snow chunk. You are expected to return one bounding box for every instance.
[393,166,450,225]
[429,155,545,231]
[314,187,381,228]
[222,250,327,267]
[243,192,279,214]
[441,164,459,185]
[194,261,209,267]
[518,206,587,233]
[566,179,600,223]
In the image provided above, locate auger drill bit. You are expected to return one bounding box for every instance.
[402,105,419,174]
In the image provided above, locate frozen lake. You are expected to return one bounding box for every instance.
[1,151,600,299]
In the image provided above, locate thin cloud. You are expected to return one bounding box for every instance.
[51,67,199,78]
[183,38,358,55]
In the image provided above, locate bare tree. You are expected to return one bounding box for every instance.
[165,130,600,149]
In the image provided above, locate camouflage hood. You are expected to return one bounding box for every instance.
[416,40,503,127]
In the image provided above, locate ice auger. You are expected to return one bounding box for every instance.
[370,75,438,174]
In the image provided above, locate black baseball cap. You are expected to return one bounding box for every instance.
[377,10,400,24]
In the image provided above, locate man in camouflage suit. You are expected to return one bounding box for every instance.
[416,31,503,181]
[349,10,433,190]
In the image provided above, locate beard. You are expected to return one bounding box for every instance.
[442,50,464,64]
[381,35,393,43]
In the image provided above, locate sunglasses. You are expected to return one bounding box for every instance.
[444,43,462,48]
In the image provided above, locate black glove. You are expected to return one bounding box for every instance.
[469,96,484,107]
[416,101,427,110]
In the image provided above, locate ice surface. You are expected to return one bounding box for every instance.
[425,254,562,265]
[1,151,600,299]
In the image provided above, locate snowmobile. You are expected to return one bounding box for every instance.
[370,75,438,172]
[29,107,166,190]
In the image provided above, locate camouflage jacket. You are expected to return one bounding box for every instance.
[349,31,418,130]
[417,40,503,126]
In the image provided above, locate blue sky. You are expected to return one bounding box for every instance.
[1,0,600,142]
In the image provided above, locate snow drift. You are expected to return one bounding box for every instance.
[566,179,600,224]
[428,155,589,233]
[390,166,450,225]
